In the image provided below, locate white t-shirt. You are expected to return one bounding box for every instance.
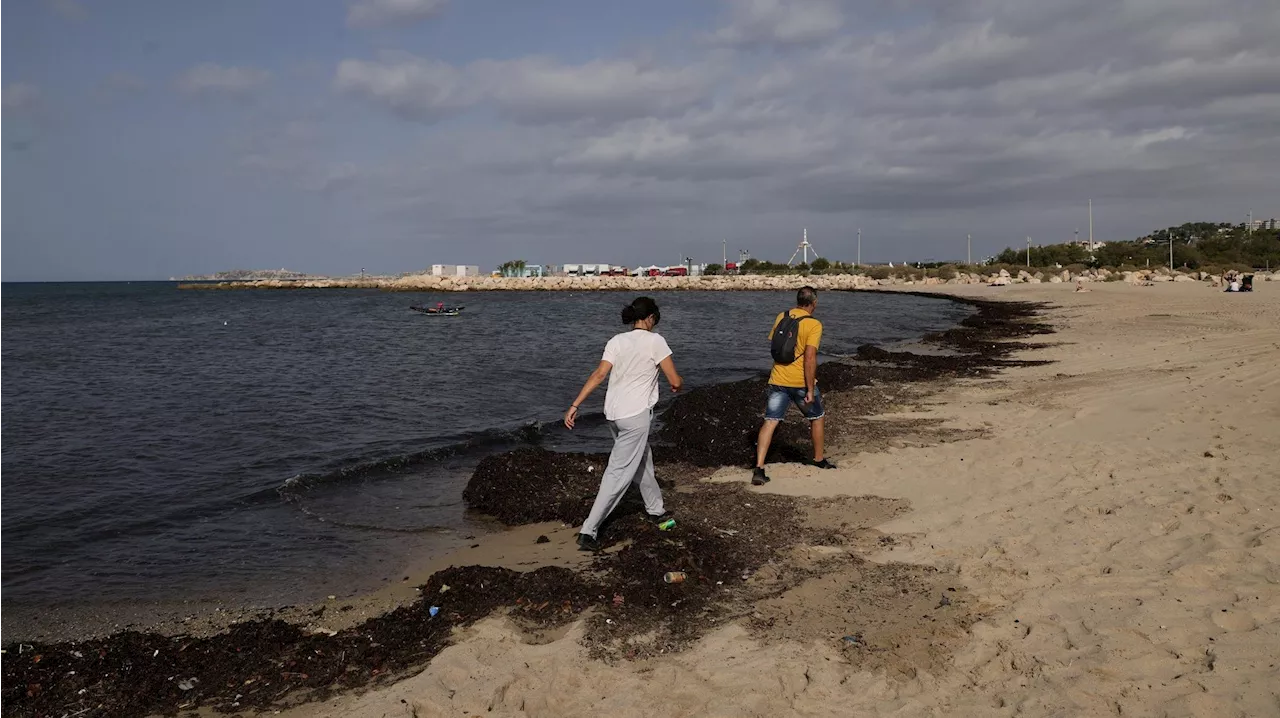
[601,329,672,421]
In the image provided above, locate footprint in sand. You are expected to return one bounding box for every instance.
[1211,609,1257,632]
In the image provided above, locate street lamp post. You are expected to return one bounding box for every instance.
[967,233,971,266]
[1026,237,1031,268]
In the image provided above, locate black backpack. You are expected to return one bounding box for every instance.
[770,311,812,364]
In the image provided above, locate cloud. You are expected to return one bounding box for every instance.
[476,56,719,124]
[177,63,270,96]
[552,115,837,181]
[709,0,844,46]
[347,0,446,28]
[282,0,1280,265]
[232,120,368,195]
[2,83,41,114]
[45,0,87,21]
[335,56,472,121]
[336,54,720,125]
[103,72,147,96]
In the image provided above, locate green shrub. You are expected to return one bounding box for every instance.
[867,266,893,280]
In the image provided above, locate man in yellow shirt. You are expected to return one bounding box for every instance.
[753,286,835,485]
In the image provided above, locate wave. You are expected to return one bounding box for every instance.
[266,411,611,502]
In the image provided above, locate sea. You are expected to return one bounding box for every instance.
[0,283,971,624]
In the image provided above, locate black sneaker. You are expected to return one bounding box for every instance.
[810,459,837,469]
[576,533,602,552]
[646,512,674,525]
[751,467,771,486]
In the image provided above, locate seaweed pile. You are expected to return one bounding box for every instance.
[655,359,876,468]
[464,448,614,525]
[2,566,594,717]
[2,296,1052,718]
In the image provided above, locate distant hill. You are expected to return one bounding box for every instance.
[176,269,324,281]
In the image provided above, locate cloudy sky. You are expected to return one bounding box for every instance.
[3,0,1278,280]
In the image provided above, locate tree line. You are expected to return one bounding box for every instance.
[993,222,1280,271]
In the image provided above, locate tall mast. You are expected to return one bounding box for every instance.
[787,228,819,266]
[1088,199,1094,252]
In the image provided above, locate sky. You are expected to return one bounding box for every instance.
[2,0,1278,281]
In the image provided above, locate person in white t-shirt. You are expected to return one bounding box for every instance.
[564,297,683,551]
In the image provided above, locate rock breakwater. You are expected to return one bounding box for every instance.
[179,268,1280,292]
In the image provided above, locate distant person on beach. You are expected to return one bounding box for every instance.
[753,286,835,486]
[564,296,682,551]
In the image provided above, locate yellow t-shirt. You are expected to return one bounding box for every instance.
[767,309,822,388]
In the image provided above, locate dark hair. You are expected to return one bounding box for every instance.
[621,296,660,325]
[796,286,818,307]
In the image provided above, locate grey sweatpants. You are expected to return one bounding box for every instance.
[581,410,665,538]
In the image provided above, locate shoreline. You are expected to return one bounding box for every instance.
[0,289,972,646]
[1,290,1042,717]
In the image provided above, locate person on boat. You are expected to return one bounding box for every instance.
[753,286,835,486]
[564,296,682,551]
[436,302,446,312]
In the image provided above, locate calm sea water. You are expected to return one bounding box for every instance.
[1,283,970,617]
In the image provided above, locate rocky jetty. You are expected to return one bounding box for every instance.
[178,268,1279,292]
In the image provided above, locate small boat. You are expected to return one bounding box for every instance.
[410,304,465,316]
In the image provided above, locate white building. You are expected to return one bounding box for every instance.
[430,264,481,277]
[562,263,612,276]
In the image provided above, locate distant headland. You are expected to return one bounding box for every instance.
[172,268,329,282]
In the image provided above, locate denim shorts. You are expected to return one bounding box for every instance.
[764,384,825,421]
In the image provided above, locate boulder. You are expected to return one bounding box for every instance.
[1048,276,1063,283]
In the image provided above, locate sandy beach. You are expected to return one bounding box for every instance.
[281,281,1279,718]
[5,282,1276,718]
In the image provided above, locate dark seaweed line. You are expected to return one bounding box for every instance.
[1,294,1053,718]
